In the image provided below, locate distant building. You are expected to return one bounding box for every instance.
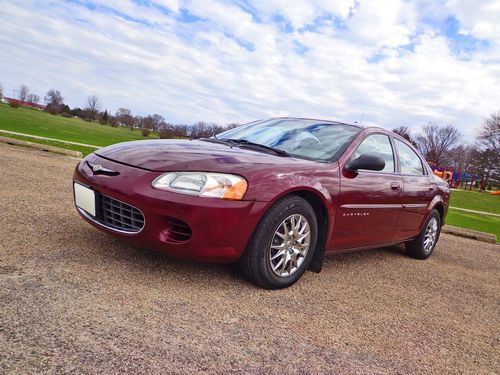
[4,96,47,110]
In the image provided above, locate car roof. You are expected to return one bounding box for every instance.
[265,117,363,129]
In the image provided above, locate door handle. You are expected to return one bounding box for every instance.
[390,182,400,191]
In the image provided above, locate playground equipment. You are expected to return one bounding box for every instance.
[429,163,488,192]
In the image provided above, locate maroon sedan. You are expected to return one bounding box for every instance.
[73,118,449,289]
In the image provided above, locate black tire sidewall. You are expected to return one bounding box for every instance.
[413,209,441,258]
[252,197,318,288]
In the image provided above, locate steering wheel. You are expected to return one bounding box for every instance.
[295,132,322,148]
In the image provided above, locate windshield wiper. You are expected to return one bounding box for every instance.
[198,137,233,146]
[225,139,290,157]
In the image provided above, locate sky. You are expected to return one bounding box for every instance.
[0,0,499,138]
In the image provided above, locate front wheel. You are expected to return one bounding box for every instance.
[239,196,318,289]
[405,209,441,259]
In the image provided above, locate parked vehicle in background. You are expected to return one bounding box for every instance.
[73,118,450,288]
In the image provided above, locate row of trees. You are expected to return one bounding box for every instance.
[393,112,500,188]
[113,108,235,137]
[6,84,237,137]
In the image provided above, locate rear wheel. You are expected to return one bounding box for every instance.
[405,209,441,259]
[239,196,317,289]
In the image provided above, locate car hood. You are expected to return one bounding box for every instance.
[94,139,307,173]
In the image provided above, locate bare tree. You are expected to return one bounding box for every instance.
[225,123,240,130]
[139,116,152,137]
[138,115,155,134]
[479,111,500,154]
[0,83,3,100]
[469,147,500,190]
[137,114,166,134]
[173,124,189,137]
[469,111,500,190]
[27,93,40,104]
[18,85,30,103]
[414,124,462,166]
[190,121,208,138]
[449,144,475,171]
[150,114,165,132]
[159,123,174,139]
[44,89,64,114]
[392,126,416,146]
[190,122,223,138]
[84,95,100,120]
[115,107,135,130]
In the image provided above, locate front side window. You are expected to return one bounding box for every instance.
[351,134,395,173]
[394,139,425,175]
[217,119,361,161]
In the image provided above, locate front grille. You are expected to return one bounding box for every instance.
[99,195,144,233]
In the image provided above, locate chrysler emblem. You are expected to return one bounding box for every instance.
[87,161,119,176]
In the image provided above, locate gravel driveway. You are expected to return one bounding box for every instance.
[1,143,499,374]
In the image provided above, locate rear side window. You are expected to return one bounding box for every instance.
[394,139,425,175]
[352,134,395,173]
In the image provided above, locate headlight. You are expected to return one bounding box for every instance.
[152,172,248,200]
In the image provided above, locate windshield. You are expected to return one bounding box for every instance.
[217,118,361,161]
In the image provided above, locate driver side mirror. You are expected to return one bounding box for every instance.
[346,154,385,172]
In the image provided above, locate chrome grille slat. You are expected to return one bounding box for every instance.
[99,195,144,233]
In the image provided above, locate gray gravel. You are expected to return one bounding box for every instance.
[1,143,499,374]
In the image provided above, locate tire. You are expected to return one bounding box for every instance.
[239,195,318,289]
[405,209,441,259]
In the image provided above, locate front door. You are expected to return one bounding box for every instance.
[332,134,403,249]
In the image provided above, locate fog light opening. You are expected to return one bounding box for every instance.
[161,218,192,243]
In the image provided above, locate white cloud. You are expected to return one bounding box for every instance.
[249,0,356,29]
[154,0,182,13]
[446,0,500,42]
[0,0,498,139]
[346,0,418,48]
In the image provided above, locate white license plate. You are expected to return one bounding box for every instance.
[74,183,96,217]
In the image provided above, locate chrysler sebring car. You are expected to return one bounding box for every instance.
[73,117,450,289]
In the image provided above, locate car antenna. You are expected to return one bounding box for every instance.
[354,113,364,125]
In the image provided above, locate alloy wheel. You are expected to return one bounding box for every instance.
[423,217,438,254]
[269,214,311,277]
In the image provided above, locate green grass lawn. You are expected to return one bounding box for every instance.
[447,190,499,242]
[446,210,500,242]
[0,102,158,147]
[449,189,499,214]
[0,130,98,156]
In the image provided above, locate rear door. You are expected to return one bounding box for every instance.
[392,138,436,241]
[333,133,403,249]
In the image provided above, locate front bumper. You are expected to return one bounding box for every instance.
[73,154,268,262]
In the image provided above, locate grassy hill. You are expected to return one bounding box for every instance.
[0,102,158,150]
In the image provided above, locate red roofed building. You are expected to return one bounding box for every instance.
[4,97,47,110]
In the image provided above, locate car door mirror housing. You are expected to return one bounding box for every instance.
[346,154,385,172]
